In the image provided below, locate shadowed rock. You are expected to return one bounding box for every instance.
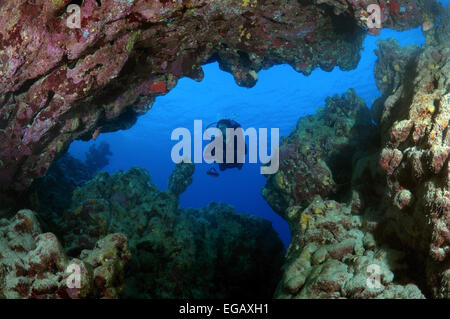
[44,167,284,298]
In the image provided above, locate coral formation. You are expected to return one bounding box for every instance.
[262,90,423,298]
[0,209,131,298]
[168,162,195,196]
[0,0,441,203]
[265,98,427,298]
[26,154,93,220]
[276,197,424,299]
[0,0,447,301]
[44,167,284,298]
[21,144,112,221]
[371,8,450,298]
[264,7,450,298]
[262,88,377,220]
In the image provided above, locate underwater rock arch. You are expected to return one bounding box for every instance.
[0,0,441,205]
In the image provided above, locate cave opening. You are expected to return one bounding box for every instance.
[67,27,425,244]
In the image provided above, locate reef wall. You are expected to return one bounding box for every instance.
[373,9,449,298]
[265,89,432,298]
[263,8,449,297]
[0,0,441,205]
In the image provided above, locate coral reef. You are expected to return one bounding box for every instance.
[47,167,284,298]
[0,209,131,299]
[0,0,441,203]
[262,88,377,220]
[276,197,424,299]
[265,7,450,298]
[372,8,450,298]
[4,159,284,299]
[0,0,447,301]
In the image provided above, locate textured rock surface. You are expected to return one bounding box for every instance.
[263,90,424,298]
[276,197,424,299]
[262,88,377,220]
[0,0,447,300]
[0,209,131,299]
[373,8,450,298]
[0,0,440,202]
[47,167,284,298]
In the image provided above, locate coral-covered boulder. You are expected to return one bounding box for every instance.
[84,141,113,175]
[262,89,377,219]
[0,209,130,298]
[168,162,195,196]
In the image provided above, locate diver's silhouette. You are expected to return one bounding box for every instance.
[206,167,219,177]
[208,119,248,172]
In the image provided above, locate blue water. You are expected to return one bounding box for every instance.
[69,27,428,247]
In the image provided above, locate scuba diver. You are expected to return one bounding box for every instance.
[206,118,248,177]
[206,167,219,178]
